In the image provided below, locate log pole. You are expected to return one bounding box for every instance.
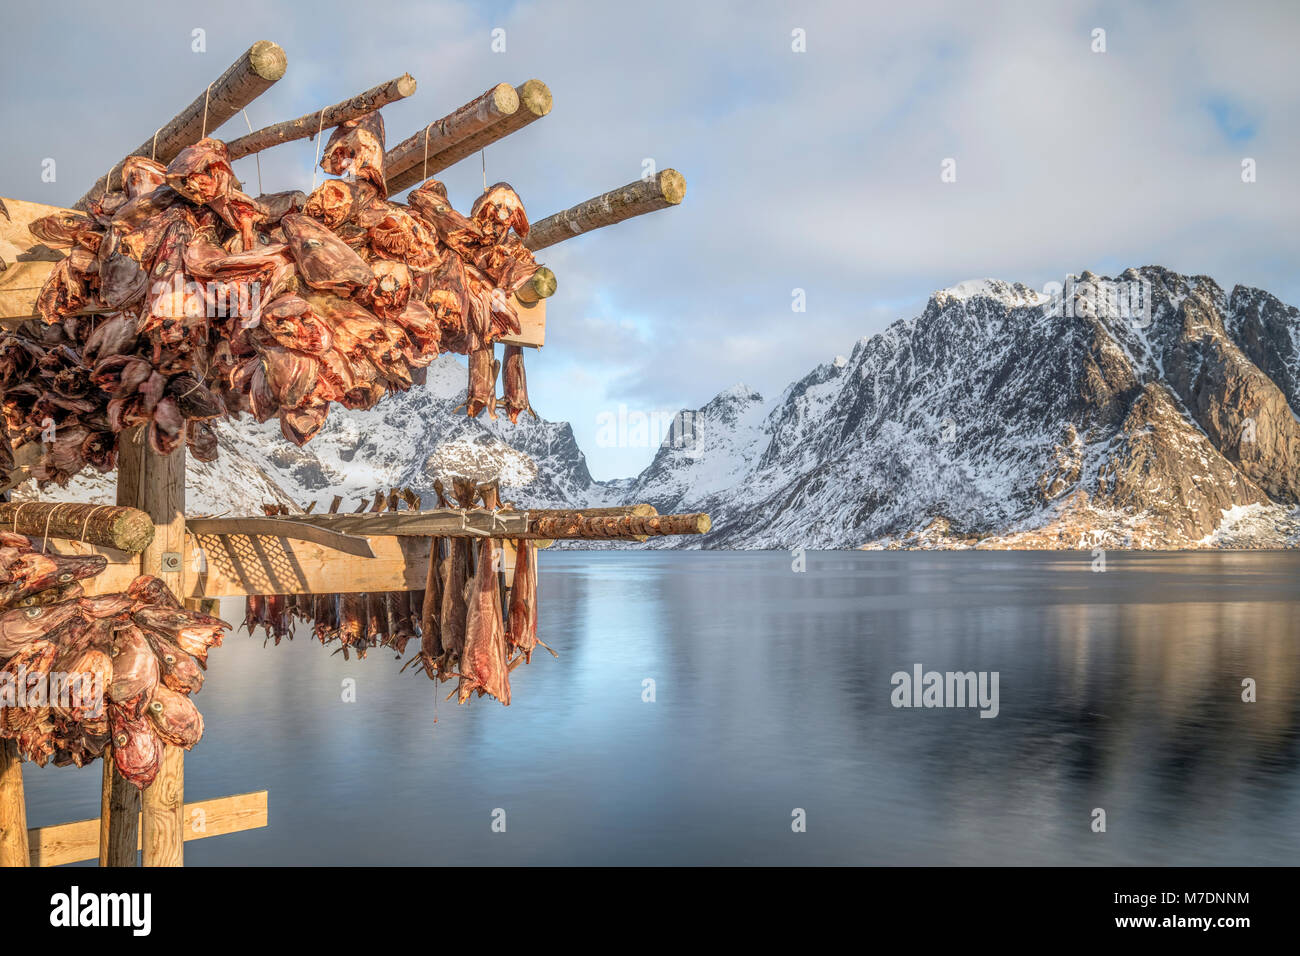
[103,427,187,866]
[226,73,417,161]
[514,266,557,305]
[0,501,154,552]
[525,169,686,251]
[386,79,551,194]
[0,739,30,867]
[383,83,520,193]
[522,511,709,540]
[75,41,287,210]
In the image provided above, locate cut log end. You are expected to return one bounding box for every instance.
[515,266,557,304]
[396,73,419,97]
[489,82,521,115]
[248,40,288,81]
[658,168,687,205]
[517,79,553,118]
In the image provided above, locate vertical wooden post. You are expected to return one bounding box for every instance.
[97,747,113,866]
[102,427,187,866]
[0,739,31,867]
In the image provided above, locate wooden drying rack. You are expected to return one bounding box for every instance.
[0,40,692,868]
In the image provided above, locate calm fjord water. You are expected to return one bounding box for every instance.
[25,551,1300,865]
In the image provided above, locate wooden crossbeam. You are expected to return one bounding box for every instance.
[75,41,287,209]
[28,790,268,867]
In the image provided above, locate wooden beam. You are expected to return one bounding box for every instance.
[31,791,268,867]
[185,516,376,558]
[383,84,520,194]
[75,41,288,209]
[521,511,710,540]
[110,428,187,867]
[246,508,530,537]
[0,740,30,867]
[225,73,417,161]
[0,501,154,552]
[185,530,433,598]
[525,169,686,251]
[386,79,552,194]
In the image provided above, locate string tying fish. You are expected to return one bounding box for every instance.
[310,109,325,190]
[241,108,263,195]
[79,505,110,544]
[200,81,214,138]
[422,125,431,182]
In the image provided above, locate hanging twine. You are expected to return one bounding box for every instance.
[150,126,163,161]
[422,125,431,181]
[200,81,214,138]
[481,149,487,192]
[79,505,110,544]
[310,109,326,190]
[241,108,263,195]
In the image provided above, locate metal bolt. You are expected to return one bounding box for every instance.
[160,552,182,572]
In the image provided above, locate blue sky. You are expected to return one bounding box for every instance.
[4,0,1297,478]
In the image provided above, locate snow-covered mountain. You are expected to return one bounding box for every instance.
[16,266,1300,549]
[624,266,1300,549]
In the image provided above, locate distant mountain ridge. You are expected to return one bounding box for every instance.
[18,266,1300,549]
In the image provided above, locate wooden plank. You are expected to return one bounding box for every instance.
[30,791,268,867]
[185,517,376,558]
[0,739,30,867]
[0,196,72,325]
[185,531,434,598]
[47,541,140,596]
[498,294,545,349]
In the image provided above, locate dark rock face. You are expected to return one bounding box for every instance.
[621,268,1300,549]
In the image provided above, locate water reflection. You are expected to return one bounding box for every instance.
[22,551,1300,865]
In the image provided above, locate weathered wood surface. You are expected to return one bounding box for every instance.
[75,41,288,209]
[0,442,43,494]
[31,790,268,867]
[386,79,551,194]
[186,530,434,597]
[0,196,72,325]
[525,169,686,251]
[109,429,186,867]
[0,739,30,867]
[497,292,545,348]
[523,511,710,540]
[186,516,376,558]
[0,501,154,552]
[253,508,530,537]
[226,73,416,161]
[384,83,519,193]
[141,747,184,867]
